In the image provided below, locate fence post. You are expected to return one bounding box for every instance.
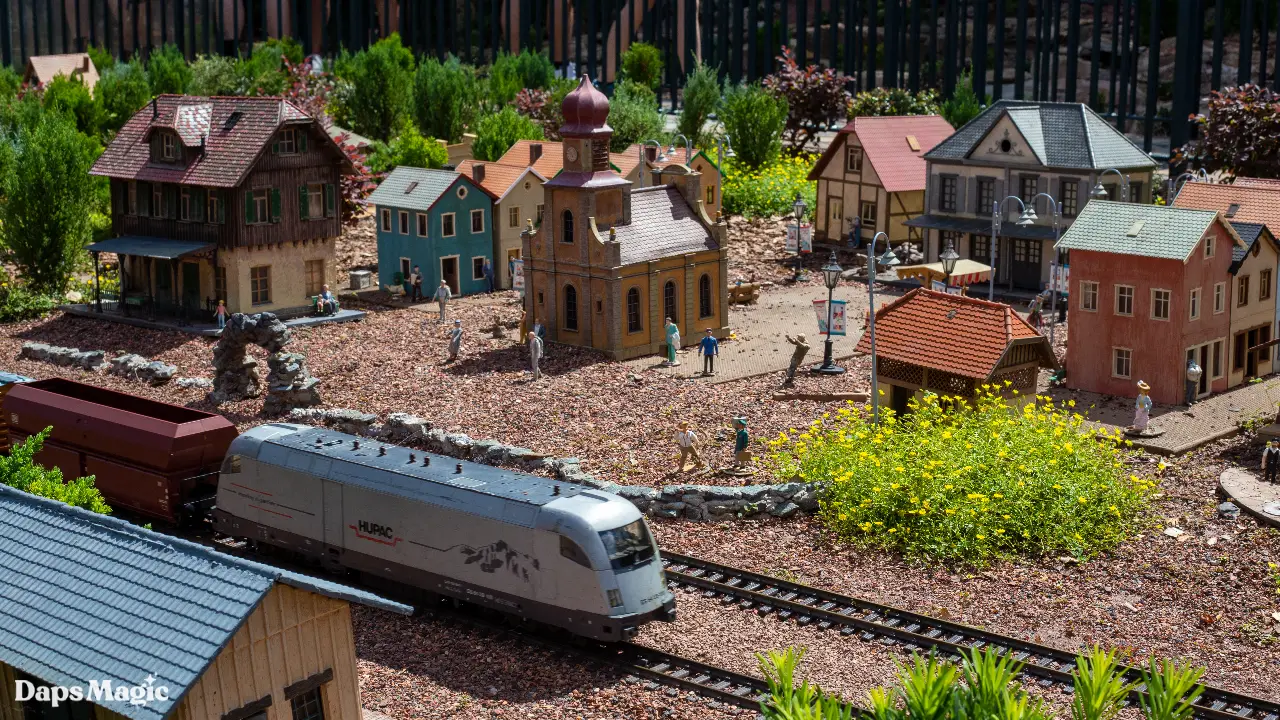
[1169,0,1196,154]
[972,0,988,100]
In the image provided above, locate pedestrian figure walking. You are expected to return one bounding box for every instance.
[215,300,227,330]
[783,333,809,386]
[410,265,423,303]
[483,259,495,293]
[698,328,719,376]
[434,280,452,322]
[446,320,463,362]
[663,317,681,366]
[1130,380,1152,433]
[1264,441,1280,484]
[674,421,704,472]
[1185,357,1203,405]
[528,331,543,380]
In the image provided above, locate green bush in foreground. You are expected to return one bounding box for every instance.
[721,154,816,219]
[768,388,1153,565]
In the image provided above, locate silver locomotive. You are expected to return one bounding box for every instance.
[213,424,676,640]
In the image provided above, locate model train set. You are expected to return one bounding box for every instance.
[1,376,676,642]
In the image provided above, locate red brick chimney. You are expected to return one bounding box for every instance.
[473,163,486,184]
[529,143,543,164]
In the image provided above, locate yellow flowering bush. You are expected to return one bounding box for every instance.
[768,388,1154,565]
[721,155,817,219]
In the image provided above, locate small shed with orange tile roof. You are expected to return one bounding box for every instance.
[855,288,1056,411]
[808,115,954,247]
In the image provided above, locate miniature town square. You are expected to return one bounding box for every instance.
[4,4,1280,720]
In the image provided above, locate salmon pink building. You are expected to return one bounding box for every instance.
[1057,201,1245,405]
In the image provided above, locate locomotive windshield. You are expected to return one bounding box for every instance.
[598,519,656,570]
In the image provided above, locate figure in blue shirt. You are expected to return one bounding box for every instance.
[698,328,719,376]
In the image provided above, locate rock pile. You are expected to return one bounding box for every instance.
[108,354,178,384]
[20,342,106,370]
[211,312,321,413]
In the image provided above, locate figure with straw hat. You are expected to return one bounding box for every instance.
[673,421,704,472]
[1131,380,1152,432]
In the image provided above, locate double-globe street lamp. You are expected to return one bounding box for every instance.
[1091,167,1131,202]
[865,231,900,423]
[1025,191,1063,344]
[812,252,846,375]
[989,197,1036,301]
[940,237,960,285]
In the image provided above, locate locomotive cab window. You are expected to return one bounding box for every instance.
[559,535,591,568]
[221,454,242,474]
[598,519,655,570]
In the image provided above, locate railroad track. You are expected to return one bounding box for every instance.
[662,551,1280,720]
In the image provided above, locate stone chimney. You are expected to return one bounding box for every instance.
[82,55,91,72]
[645,145,657,162]
[530,143,543,164]
[473,163,486,185]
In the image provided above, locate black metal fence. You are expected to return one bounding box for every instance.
[3,0,1276,157]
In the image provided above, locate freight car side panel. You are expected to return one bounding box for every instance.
[26,439,82,481]
[85,456,176,521]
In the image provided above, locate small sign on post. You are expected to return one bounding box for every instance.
[512,258,525,297]
[812,299,848,336]
[799,223,813,254]
[786,225,798,253]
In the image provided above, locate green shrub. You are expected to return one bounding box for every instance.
[619,41,664,90]
[367,126,448,174]
[146,43,191,95]
[849,86,941,118]
[413,55,480,144]
[678,61,721,150]
[0,428,110,513]
[234,40,294,96]
[763,47,851,152]
[0,66,21,99]
[720,82,787,169]
[189,54,239,96]
[487,49,555,109]
[768,389,1152,565]
[941,70,985,129]
[758,648,853,720]
[336,33,414,141]
[0,113,101,294]
[472,107,544,161]
[607,80,664,153]
[721,154,816,219]
[42,74,106,138]
[0,273,56,323]
[86,44,115,73]
[97,59,151,132]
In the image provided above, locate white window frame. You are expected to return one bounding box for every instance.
[442,212,456,237]
[846,146,862,173]
[1205,234,1215,258]
[1189,287,1201,321]
[1080,281,1099,312]
[1263,269,1274,302]
[860,201,877,227]
[470,208,485,234]
[161,133,176,160]
[1112,347,1132,379]
[416,212,428,237]
[1238,274,1251,307]
[1214,282,1226,314]
[509,205,520,228]
[1114,284,1134,317]
[207,190,221,224]
[398,210,409,235]
[1150,288,1171,321]
[278,128,296,154]
[380,208,391,232]
[471,255,488,281]
[306,183,323,219]
[250,265,271,306]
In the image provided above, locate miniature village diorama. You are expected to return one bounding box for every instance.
[4,15,1280,720]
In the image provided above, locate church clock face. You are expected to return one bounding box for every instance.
[565,144,579,163]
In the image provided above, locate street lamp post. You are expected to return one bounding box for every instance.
[866,232,900,423]
[792,194,809,283]
[939,237,959,288]
[1091,168,1131,202]
[1026,191,1062,344]
[990,197,1036,301]
[1167,168,1209,204]
[813,252,846,375]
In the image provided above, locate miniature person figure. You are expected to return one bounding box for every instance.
[446,319,463,362]
[1131,380,1152,433]
[1264,441,1280,484]
[410,265,423,303]
[533,317,547,357]
[663,317,681,366]
[317,284,337,315]
[698,328,719,376]
[674,420,704,471]
[1185,357,1203,405]
[492,312,506,339]
[1026,293,1044,331]
[215,299,227,329]
[528,331,544,380]
[483,259,495,293]
[732,416,751,469]
[434,280,452,322]
[783,333,810,386]
[519,308,529,339]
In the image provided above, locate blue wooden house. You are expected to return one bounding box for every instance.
[369,166,496,296]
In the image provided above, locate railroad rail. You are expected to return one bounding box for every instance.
[662,552,1280,720]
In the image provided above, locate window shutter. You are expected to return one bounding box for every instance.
[271,139,279,154]
[217,191,226,224]
[958,177,971,215]
[245,192,255,224]
[194,189,205,221]
[929,175,939,211]
[324,184,336,217]
[112,182,123,214]
[165,186,178,218]
[298,185,309,220]
[139,182,151,216]
[993,179,1005,214]
[270,188,282,222]
[298,131,308,153]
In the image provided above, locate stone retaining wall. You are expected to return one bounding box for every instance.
[19,342,179,384]
[285,407,821,521]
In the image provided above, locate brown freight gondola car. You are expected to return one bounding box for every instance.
[4,378,238,523]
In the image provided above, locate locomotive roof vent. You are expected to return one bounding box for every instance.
[455,462,463,473]
[422,456,430,466]
[409,453,416,463]
[352,440,360,450]
[379,446,387,456]
[553,485,560,496]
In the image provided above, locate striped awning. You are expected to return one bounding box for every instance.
[895,259,993,287]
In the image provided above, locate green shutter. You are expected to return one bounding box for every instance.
[271,140,279,154]
[298,185,309,220]
[298,131,308,153]
[193,188,205,222]
[139,182,151,216]
[165,186,178,218]
[217,191,225,224]
[244,192,255,224]
[270,188,282,222]
[324,184,335,217]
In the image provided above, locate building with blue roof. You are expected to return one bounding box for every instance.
[0,484,409,720]
[368,166,496,297]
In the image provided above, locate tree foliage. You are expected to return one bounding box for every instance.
[940,70,985,130]
[147,43,192,95]
[1176,84,1280,178]
[414,55,480,144]
[367,126,448,174]
[188,54,239,96]
[0,66,21,101]
[472,107,544,161]
[0,112,101,294]
[42,74,106,139]
[607,80,664,153]
[849,86,942,118]
[0,428,111,513]
[720,82,787,169]
[678,61,721,150]
[332,132,378,227]
[338,33,415,141]
[486,50,556,109]
[763,47,850,152]
[619,42,664,90]
[97,59,151,133]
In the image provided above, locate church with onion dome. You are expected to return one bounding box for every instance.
[519,76,730,360]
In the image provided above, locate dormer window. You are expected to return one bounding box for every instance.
[161,133,176,160]
[278,129,296,154]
